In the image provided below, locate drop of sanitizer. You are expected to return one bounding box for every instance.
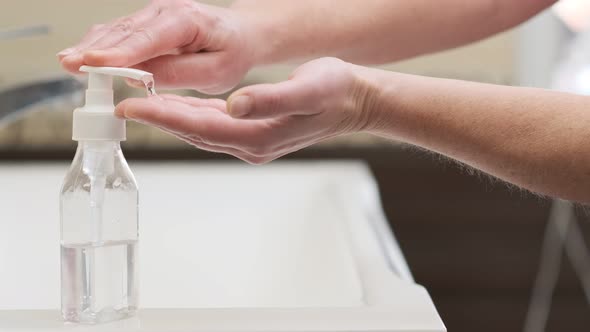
[142,76,158,98]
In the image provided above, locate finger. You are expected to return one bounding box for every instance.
[69,6,155,54]
[116,97,268,146]
[123,100,242,152]
[137,118,253,161]
[83,12,199,69]
[152,95,321,150]
[57,24,105,60]
[130,53,228,92]
[59,24,109,72]
[61,5,159,72]
[227,79,321,119]
[158,94,227,112]
[161,129,255,163]
[82,5,160,52]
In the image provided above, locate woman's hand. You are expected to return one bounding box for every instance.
[58,0,258,94]
[115,58,375,164]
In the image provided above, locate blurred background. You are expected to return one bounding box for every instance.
[1,1,589,331]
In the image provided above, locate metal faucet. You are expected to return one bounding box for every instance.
[0,24,83,127]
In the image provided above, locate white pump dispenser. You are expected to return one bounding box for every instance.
[60,66,152,324]
[73,66,153,210]
[73,66,153,141]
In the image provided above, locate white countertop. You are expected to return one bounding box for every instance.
[0,161,444,332]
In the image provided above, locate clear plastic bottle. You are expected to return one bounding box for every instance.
[60,141,138,323]
[60,66,152,324]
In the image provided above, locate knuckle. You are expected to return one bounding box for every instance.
[172,1,213,49]
[258,92,281,114]
[174,12,201,49]
[112,17,135,34]
[180,26,202,51]
[134,28,156,44]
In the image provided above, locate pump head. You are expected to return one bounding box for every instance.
[72,66,153,141]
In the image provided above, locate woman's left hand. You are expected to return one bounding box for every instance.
[116,57,375,163]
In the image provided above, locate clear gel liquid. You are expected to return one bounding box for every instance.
[61,240,138,324]
[142,77,158,98]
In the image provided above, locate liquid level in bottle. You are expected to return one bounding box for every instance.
[61,240,138,324]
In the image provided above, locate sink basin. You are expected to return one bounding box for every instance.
[0,161,444,331]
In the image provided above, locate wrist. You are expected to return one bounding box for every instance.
[349,65,395,134]
[230,1,284,66]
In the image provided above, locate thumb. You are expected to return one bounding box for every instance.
[227,79,320,119]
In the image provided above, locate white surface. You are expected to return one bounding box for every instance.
[0,161,445,331]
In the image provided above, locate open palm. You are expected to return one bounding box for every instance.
[116,58,371,163]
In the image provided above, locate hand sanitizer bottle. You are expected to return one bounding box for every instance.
[60,66,153,324]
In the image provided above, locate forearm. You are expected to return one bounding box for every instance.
[232,0,556,65]
[360,68,590,203]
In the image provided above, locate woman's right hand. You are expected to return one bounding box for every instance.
[58,0,259,94]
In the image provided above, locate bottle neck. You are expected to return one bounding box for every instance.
[78,140,121,151]
[72,106,126,141]
[76,141,122,179]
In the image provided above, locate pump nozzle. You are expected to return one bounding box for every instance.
[80,66,153,90]
[72,66,153,142]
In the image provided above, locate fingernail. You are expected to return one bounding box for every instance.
[229,95,252,118]
[114,105,127,118]
[61,52,81,63]
[57,48,75,57]
[85,49,115,60]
